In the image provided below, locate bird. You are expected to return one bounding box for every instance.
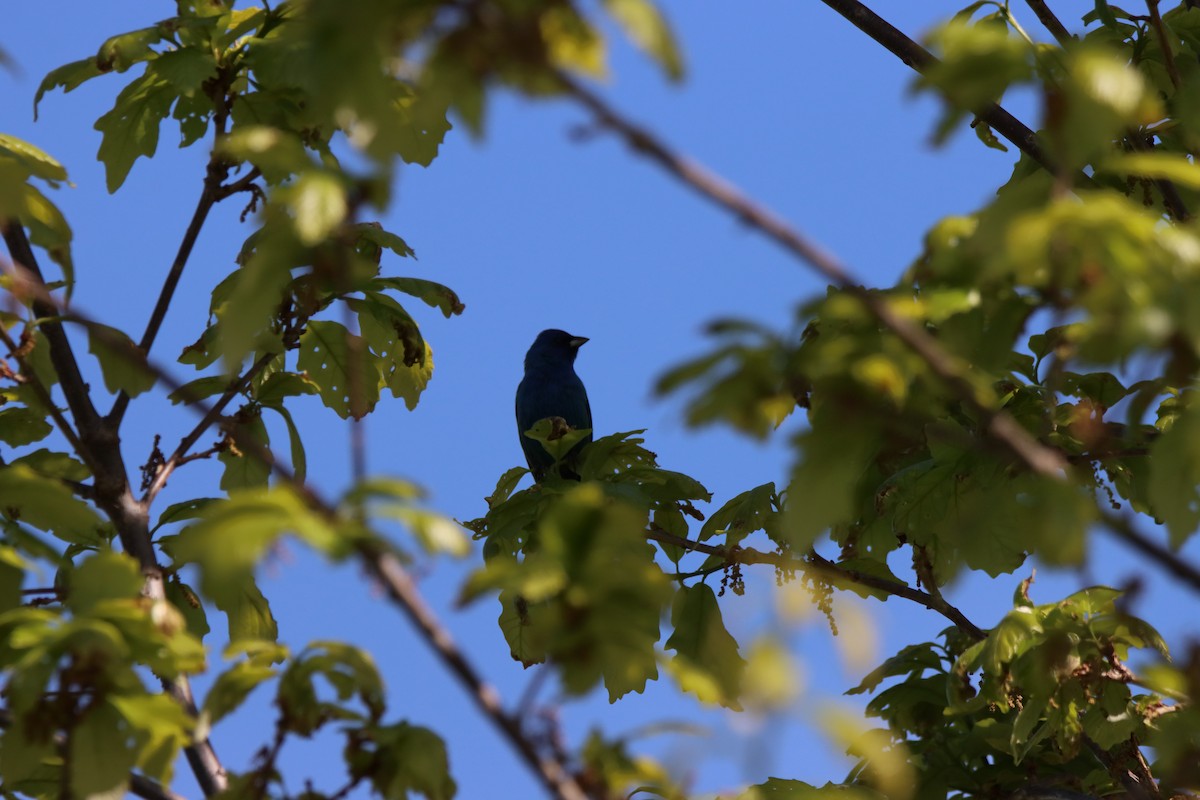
[515,329,593,481]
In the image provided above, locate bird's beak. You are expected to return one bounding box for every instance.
[569,336,589,349]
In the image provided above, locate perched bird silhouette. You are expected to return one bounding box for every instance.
[515,329,592,481]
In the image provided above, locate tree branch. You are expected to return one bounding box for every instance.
[366,546,590,800]
[820,0,1192,221]
[0,254,229,796]
[143,352,276,505]
[0,709,191,800]
[1146,0,1182,91]
[1,222,105,456]
[555,71,1200,596]
[817,0,1054,171]
[1099,509,1200,593]
[36,304,590,800]
[1023,0,1074,45]
[109,163,225,426]
[0,321,85,457]
[645,529,988,641]
[557,72,1068,480]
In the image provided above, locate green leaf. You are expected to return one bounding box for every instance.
[603,0,684,80]
[203,658,278,726]
[219,125,314,184]
[66,550,142,614]
[153,497,220,533]
[149,47,218,95]
[253,371,318,405]
[297,320,382,419]
[164,488,339,623]
[1103,151,1200,189]
[218,412,272,491]
[94,70,176,192]
[218,574,278,643]
[353,294,435,410]
[699,482,776,543]
[0,406,53,446]
[0,464,105,545]
[107,692,193,787]
[34,57,104,118]
[354,722,456,800]
[1149,405,1200,547]
[783,416,876,552]
[370,276,466,318]
[96,25,171,72]
[0,546,26,614]
[167,374,230,405]
[353,223,416,260]
[0,720,56,787]
[70,701,134,799]
[0,134,68,183]
[165,578,210,640]
[11,449,90,482]
[664,583,745,709]
[87,323,155,397]
[265,403,307,484]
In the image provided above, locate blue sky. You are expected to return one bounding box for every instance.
[4,2,1199,798]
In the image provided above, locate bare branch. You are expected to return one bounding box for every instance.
[818,0,1054,171]
[1023,0,1075,45]
[1099,509,1200,593]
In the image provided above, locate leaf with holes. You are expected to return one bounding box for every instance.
[297,320,382,419]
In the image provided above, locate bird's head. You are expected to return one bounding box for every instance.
[525,329,588,369]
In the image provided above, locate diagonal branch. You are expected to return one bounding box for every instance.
[36,302,590,800]
[818,0,1054,172]
[1023,0,1074,45]
[554,72,1200,596]
[143,352,276,504]
[819,0,1192,222]
[558,72,1066,479]
[0,254,229,797]
[645,529,988,640]
[1,222,104,447]
[109,164,224,427]
[0,320,84,457]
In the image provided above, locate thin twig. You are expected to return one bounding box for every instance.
[645,529,988,641]
[1,222,104,452]
[25,297,589,800]
[109,166,224,426]
[143,353,275,505]
[1023,0,1074,45]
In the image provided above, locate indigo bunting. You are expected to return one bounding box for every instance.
[515,329,593,480]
